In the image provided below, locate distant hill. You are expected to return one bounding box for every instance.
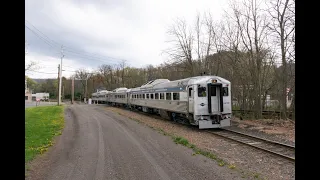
[32,79,55,83]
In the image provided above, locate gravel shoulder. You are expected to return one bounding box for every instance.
[227,118,295,146]
[105,106,295,180]
[26,104,244,180]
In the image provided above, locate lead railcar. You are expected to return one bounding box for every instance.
[127,76,232,129]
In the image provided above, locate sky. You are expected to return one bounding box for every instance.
[25,0,229,79]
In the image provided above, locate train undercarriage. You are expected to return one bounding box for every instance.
[107,103,231,129]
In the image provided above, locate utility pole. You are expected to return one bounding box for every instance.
[58,45,64,105]
[71,77,74,104]
[57,64,60,105]
[25,40,28,56]
[85,78,88,103]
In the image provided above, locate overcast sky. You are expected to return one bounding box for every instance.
[25,0,229,79]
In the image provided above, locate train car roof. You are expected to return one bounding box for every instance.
[111,87,128,93]
[153,76,230,89]
[140,79,170,89]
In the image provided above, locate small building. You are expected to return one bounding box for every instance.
[32,93,50,101]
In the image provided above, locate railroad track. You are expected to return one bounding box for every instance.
[206,128,295,162]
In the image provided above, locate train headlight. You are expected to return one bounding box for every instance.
[212,79,217,83]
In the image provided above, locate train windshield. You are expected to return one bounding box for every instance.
[198,86,206,97]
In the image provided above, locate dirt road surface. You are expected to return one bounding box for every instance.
[26,104,243,180]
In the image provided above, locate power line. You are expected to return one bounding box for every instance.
[25,20,61,47]
[25,24,122,65]
[25,20,133,64]
[25,25,59,50]
[26,70,58,74]
[26,69,76,74]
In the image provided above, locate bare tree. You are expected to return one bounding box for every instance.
[164,18,195,76]
[266,0,295,119]
[119,60,127,87]
[75,69,91,98]
[229,0,270,118]
[25,61,38,72]
[99,64,113,89]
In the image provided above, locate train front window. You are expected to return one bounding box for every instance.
[189,88,193,97]
[198,86,206,97]
[210,86,216,96]
[223,87,228,96]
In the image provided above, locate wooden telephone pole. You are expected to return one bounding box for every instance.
[71,78,74,104]
[57,64,60,105]
[85,78,88,103]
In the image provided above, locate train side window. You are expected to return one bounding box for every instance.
[151,93,154,99]
[173,93,180,100]
[143,94,145,99]
[189,88,193,97]
[160,93,164,99]
[198,86,207,97]
[155,93,159,99]
[146,94,149,99]
[210,86,216,96]
[166,93,171,100]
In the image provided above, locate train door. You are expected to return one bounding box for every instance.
[208,84,223,113]
[188,85,194,113]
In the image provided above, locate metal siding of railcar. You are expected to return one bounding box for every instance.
[130,86,187,94]
[130,99,188,114]
[130,90,188,113]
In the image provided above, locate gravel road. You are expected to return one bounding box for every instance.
[26,104,243,180]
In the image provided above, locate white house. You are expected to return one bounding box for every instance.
[32,93,50,101]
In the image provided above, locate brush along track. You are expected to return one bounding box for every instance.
[207,129,295,162]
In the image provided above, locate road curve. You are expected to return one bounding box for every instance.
[26,104,242,180]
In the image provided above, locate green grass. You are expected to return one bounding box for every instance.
[25,106,65,164]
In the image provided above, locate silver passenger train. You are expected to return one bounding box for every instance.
[92,76,232,129]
